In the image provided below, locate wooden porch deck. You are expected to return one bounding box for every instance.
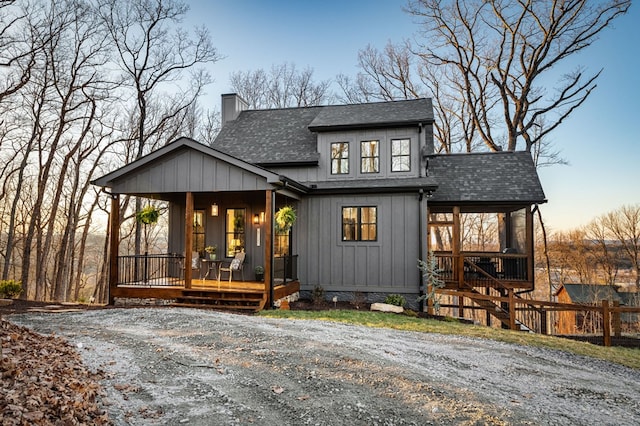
[112,278,300,312]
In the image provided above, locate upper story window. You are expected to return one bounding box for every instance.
[331,142,349,174]
[391,138,411,172]
[342,206,377,241]
[360,140,379,173]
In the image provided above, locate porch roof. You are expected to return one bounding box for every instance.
[91,137,307,196]
[426,151,546,206]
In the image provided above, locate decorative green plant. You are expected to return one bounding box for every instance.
[384,294,406,307]
[417,251,445,313]
[311,285,325,305]
[136,205,161,225]
[254,265,264,274]
[275,206,297,233]
[136,204,162,254]
[0,280,22,298]
[205,245,217,254]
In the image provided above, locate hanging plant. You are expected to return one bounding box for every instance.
[275,206,297,233]
[136,205,161,225]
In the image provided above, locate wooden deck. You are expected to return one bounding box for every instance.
[112,278,300,312]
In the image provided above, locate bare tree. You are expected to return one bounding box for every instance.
[230,62,332,109]
[601,204,640,290]
[406,0,630,153]
[96,0,220,257]
[584,218,620,286]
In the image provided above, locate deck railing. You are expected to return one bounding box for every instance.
[274,255,298,285]
[434,252,529,286]
[117,253,183,287]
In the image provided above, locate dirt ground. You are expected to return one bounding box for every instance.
[4,303,640,425]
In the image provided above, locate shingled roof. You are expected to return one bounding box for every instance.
[213,99,433,165]
[558,284,622,305]
[213,107,321,165]
[426,151,546,204]
[308,98,433,131]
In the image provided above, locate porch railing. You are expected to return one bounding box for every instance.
[274,255,298,285]
[434,252,529,286]
[117,253,184,287]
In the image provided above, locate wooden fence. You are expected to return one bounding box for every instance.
[436,289,640,347]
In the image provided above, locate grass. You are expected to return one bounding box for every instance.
[258,309,640,369]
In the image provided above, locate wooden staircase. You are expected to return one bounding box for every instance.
[462,260,533,332]
[463,288,532,331]
[173,289,266,312]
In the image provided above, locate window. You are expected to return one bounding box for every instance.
[342,206,377,241]
[360,140,379,173]
[225,208,245,257]
[193,210,205,254]
[391,138,411,172]
[331,142,349,174]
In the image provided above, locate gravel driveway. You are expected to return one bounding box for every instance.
[9,307,640,425]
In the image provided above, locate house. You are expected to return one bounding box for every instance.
[92,94,546,314]
[555,283,639,334]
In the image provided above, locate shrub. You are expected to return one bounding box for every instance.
[0,280,22,298]
[417,251,445,312]
[351,291,367,309]
[311,285,325,305]
[384,294,406,307]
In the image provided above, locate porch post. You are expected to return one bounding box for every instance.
[265,190,274,308]
[453,206,462,288]
[185,192,194,289]
[108,194,120,305]
[526,206,534,282]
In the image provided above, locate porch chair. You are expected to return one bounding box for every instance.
[219,251,245,282]
[181,251,201,279]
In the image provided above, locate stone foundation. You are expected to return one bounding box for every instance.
[299,290,422,311]
[114,297,176,307]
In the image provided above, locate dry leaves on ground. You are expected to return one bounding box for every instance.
[1,320,110,425]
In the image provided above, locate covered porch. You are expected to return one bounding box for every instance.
[93,138,305,309]
[428,204,535,292]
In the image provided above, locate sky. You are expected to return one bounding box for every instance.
[186,0,640,233]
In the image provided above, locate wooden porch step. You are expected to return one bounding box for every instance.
[172,289,266,312]
[172,302,259,311]
[176,295,262,304]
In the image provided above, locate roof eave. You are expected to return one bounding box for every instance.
[308,119,433,132]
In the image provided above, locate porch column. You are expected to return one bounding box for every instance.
[526,206,534,283]
[108,194,120,305]
[184,192,194,289]
[453,206,462,289]
[265,190,274,308]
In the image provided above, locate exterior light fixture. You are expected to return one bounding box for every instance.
[211,203,218,216]
[253,214,260,225]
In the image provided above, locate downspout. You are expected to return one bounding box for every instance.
[418,189,425,312]
[269,190,276,308]
[418,189,430,312]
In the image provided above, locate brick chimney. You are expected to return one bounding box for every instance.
[221,93,248,127]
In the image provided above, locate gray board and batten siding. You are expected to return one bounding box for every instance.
[92,138,283,195]
[296,192,424,294]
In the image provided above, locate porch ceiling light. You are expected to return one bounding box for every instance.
[211,203,219,216]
